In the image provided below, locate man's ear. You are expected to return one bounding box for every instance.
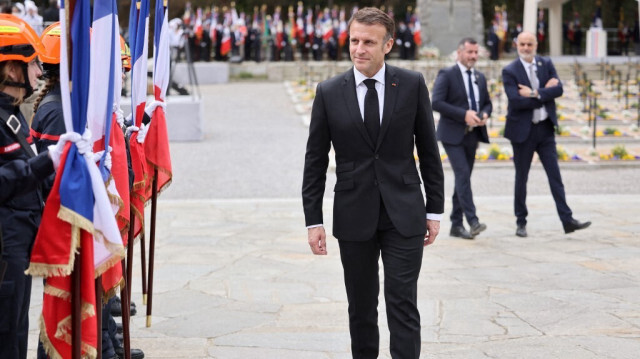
[384,38,394,54]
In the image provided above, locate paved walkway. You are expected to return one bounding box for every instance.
[27,83,640,358]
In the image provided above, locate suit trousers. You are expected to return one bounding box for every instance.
[337,201,424,359]
[442,130,480,227]
[511,120,572,226]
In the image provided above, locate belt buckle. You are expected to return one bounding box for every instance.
[6,115,21,135]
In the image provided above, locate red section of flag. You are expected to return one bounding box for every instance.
[129,129,147,240]
[108,116,131,240]
[41,230,97,359]
[323,27,334,42]
[339,30,348,47]
[221,33,231,56]
[144,86,173,197]
[30,144,74,271]
[33,147,98,357]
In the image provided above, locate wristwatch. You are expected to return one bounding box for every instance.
[529,90,536,98]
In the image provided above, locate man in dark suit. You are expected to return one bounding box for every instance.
[432,37,491,240]
[502,31,590,237]
[302,7,444,359]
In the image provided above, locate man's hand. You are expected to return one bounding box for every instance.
[308,226,327,255]
[464,110,481,126]
[424,219,440,247]
[517,84,534,97]
[545,78,559,88]
[477,112,489,127]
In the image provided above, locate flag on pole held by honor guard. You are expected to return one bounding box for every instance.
[145,0,173,196]
[27,0,120,356]
[129,0,151,240]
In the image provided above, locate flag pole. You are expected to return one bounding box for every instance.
[140,229,147,305]
[126,206,135,306]
[146,168,158,327]
[72,254,81,359]
[95,278,103,359]
[120,260,132,359]
[66,0,83,357]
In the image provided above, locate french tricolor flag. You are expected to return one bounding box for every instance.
[129,0,151,239]
[28,0,100,356]
[87,0,125,272]
[145,0,172,196]
[87,0,128,298]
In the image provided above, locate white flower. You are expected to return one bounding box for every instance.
[501,146,513,156]
[580,126,590,135]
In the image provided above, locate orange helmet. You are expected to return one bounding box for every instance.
[120,35,131,72]
[40,22,61,64]
[0,13,44,63]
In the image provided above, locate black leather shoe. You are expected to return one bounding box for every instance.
[470,222,487,236]
[563,219,591,234]
[516,224,527,237]
[110,297,137,317]
[115,347,145,359]
[450,225,474,239]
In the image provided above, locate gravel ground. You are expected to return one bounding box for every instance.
[164,82,640,200]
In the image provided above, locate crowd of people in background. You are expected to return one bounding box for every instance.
[170,2,422,63]
[173,2,640,64]
[1,0,58,35]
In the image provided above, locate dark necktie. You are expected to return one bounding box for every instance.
[466,69,477,112]
[363,79,380,142]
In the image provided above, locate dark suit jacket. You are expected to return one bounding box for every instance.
[302,65,444,241]
[432,65,492,145]
[502,56,563,143]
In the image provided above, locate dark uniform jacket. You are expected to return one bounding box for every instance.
[31,84,64,199]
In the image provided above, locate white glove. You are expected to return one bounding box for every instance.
[144,100,166,117]
[76,129,93,155]
[137,123,149,143]
[48,132,81,170]
[93,146,113,171]
[125,124,139,137]
[114,107,125,126]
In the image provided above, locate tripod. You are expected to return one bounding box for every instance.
[168,29,201,99]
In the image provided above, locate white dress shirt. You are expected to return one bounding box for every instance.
[519,57,548,122]
[353,65,385,123]
[456,62,480,112]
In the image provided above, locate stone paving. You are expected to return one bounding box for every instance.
[27,82,640,358]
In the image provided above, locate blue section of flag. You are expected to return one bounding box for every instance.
[93,0,111,19]
[133,0,149,63]
[93,0,117,181]
[59,0,94,221]
[154,0,165,69]
[129,0,138,58]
